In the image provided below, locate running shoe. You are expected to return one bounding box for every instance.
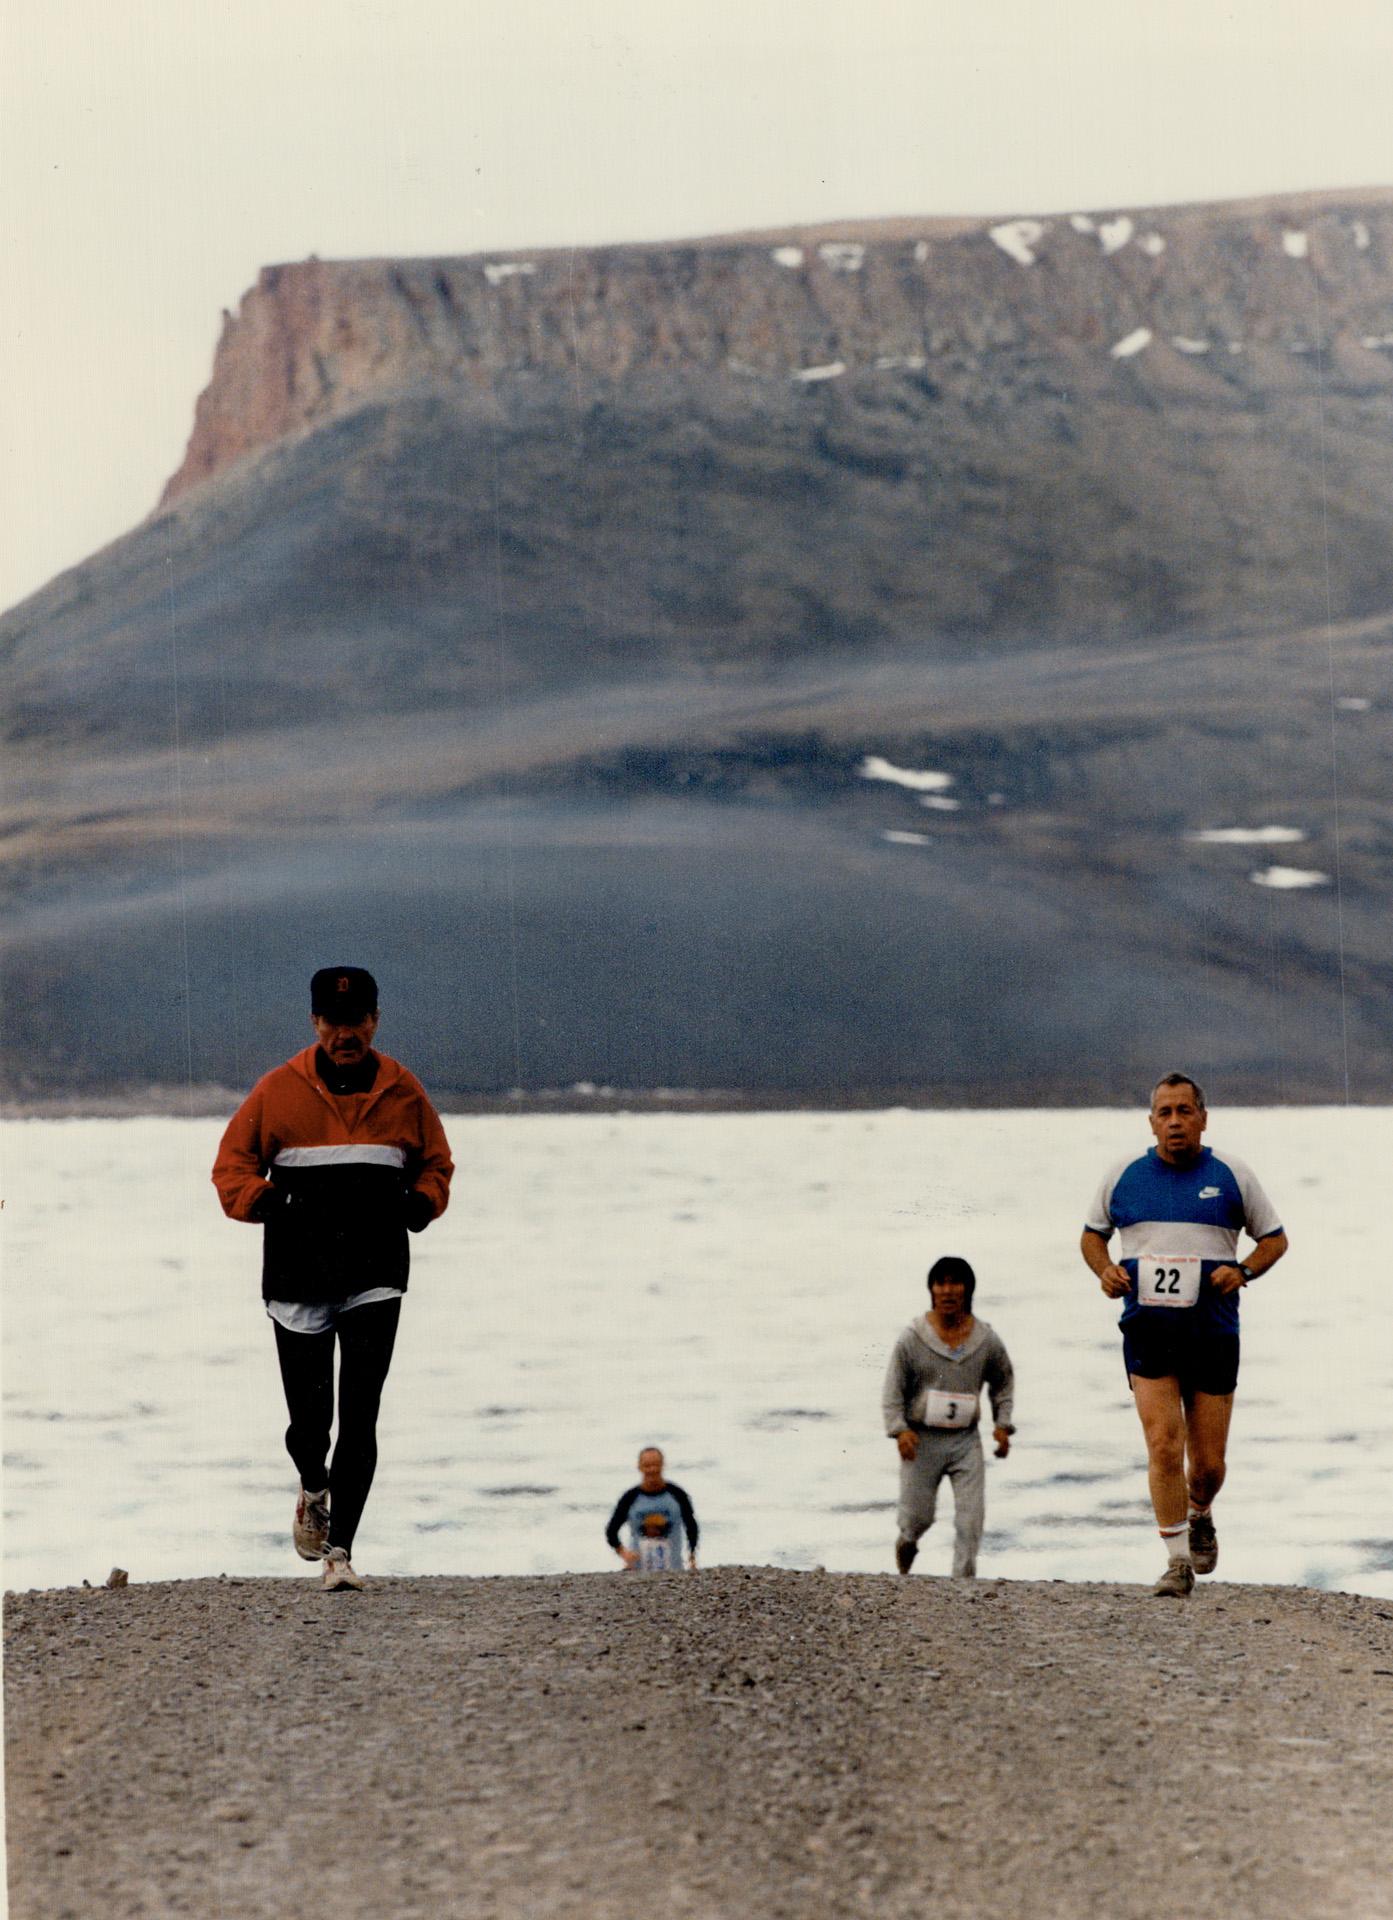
[1189,1513,1219,1575]
[321,1547,364,1592]
[895,1539,918,1575]
[293,1486,330,1561]
[1151,1560,1196,1599]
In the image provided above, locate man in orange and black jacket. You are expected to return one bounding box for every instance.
[213,966,453,1590]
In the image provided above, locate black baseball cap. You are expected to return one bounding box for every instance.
[310,966,379,1019]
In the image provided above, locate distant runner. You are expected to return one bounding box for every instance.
[1081,1072,1287,1598]
[882,1257,1015,1579]
[213,967,453,1592]
[605,1448,699,1572]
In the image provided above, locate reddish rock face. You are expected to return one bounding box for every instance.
[163,189,1393,504]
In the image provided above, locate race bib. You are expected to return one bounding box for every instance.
[923,1388,979,1429]
[636,1537,677,1572]
[1137,1254,1202,1309]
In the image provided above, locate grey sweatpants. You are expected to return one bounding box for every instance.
[897,1427,986,1578]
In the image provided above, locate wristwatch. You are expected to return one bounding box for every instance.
[1238,1264,1256,1282]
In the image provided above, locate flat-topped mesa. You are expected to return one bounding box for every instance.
[163,189,1393,504]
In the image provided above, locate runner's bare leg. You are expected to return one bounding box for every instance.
[1131,1374,1187,1528]
[1183,1390,1234,1508]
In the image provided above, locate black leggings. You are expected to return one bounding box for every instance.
[272,1297,402,1558]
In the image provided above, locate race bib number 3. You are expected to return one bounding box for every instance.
[923,1388,979,1429]
[1139,1254,1202,1309]
[636,1538,676,1572]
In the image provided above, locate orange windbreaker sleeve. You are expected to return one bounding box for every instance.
[211,1080,276,1222]
[405,1084,454,1221]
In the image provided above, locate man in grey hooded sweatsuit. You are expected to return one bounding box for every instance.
[882,1255,1015,1578]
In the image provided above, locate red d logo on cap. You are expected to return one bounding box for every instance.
[311,966,378,1017]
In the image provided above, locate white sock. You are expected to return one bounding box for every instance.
[1160,1523,1191,1563]
[1188,1501,1212,1521]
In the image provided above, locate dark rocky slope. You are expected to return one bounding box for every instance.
[3,193,1391,1100]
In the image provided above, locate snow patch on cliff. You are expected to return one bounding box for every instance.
[860,756,953,794]
[819,243,865,273]
[989,221,1046,266]
[1191,826,1306,846]
[1110,327,1152,359]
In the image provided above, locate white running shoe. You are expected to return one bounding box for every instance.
[293,1486,330,1561]
[321,1547,364,1592]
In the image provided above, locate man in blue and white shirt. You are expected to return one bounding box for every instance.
[605,1448,699,1572]
[1081,1072,1287,1599]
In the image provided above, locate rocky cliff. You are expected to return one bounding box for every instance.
[166,191,1393,502]
[3,191,1392,1101]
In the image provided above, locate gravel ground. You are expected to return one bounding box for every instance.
[7,1568,1393,1920]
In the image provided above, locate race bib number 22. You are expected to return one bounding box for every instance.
[1139,1254,1202,1309]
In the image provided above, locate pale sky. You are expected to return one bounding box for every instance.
[3,0,1391,613]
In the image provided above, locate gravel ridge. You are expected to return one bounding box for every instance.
[7,1568,1393,1919]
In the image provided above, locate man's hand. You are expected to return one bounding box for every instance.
[618,1547,639,1569]
[1081,1229,1129,1298]
[1210,1263,1247,1295]
[992,1426,1011,1459]
[896,1430,919,1461]
[403,1189,435,1233]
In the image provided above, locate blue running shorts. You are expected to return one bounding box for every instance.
[1122,1316,1240,1396]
